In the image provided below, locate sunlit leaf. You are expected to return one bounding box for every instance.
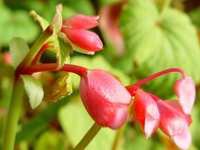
[22,75,44,109]
[120,0,200,96]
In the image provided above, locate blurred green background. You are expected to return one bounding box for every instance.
[0,0,200,149]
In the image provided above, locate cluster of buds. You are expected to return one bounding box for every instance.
[21,14,196,150]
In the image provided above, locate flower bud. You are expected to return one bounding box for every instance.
[3,52,12,64]
[133,89,160,138]
[62,29,103,52]
[80,69,131,129]
[157,100,191,150]
[174,76,196,114]
[63,15,99,29]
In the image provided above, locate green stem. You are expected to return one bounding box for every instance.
[19,26,53,68]
[73,123,101,150]
[2,79,24,150]
[112,127,124,150]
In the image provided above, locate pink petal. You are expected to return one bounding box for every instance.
[80,70,131,129]
[157,100,192,149]
[62,28,103,52]
[134,90,160,138]
[174,76,196,114]
[63,14,99,29]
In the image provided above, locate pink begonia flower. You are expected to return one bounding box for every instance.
[133,89,160,138]
[157,100,191,150]
[80,69,131,129]
[62,15,103,53]
[174,76,196,114]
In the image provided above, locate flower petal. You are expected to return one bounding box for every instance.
[174,76,196,114]
[62,29,103,52]
[63,14,99,29]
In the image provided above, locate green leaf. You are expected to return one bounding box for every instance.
[16,97,69,143]
[58,98,116,150]
[21,75,44,109]
[120,0,200,96]
[30,10,49,31]
[0,4,38,46]
[9,37,29,69]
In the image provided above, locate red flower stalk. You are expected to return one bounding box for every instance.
[61,15,103,54]
[133,89,160,138]
[80,69,131,129]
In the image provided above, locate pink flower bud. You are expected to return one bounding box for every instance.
[157,100,191,150]
[80,69,131,129]
[133,89,160,138]
[174,76,196,114]
[62,29,103,52]
[63,15,99,29]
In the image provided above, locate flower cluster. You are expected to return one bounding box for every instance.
[21,14,196,150]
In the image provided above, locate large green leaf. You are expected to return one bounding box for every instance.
[9,37,29,69]
[120,0,200,96]
[22,75,44,109]
[58,97,116,150]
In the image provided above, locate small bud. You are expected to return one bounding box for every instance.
[174,76,196,114]
[3,52,12,64]
[63,15,99,29]
[62,29,103,52]
[157,100,191,150]
[80,69,131,129]
[133,89,160,138]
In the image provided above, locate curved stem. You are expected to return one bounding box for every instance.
[2,79,24,150]
[73,123,101,150]
[127,68,185,95]
[112,127,124,150]
[21,63,87,76]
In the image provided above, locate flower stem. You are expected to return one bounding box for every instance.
[2,79,24,150]
[127,68,185,95]
[19,26,53,69]
[112,127,124,150]
[73,123,101,150]
[21,63,87,76]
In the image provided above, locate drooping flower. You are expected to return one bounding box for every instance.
[80,69,131,129]
[61,15,103,54]
[133,89,160,138]
[174,76,196,114]
[157,100,191,150]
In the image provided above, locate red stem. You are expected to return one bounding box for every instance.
[21,63,87,76]
[127,68,186,95]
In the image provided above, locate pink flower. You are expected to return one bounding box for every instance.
[157,100,191,150]
[174,76,196,114]
[80,69,131,129]
[133,89,160,138]
[62,15,103,54]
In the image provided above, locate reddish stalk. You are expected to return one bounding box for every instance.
[127,68,186,95]
[21,63,87,76]
[31,43,49,65]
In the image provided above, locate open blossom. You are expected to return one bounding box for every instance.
[80,69,131,129]
[61,15,103,54]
